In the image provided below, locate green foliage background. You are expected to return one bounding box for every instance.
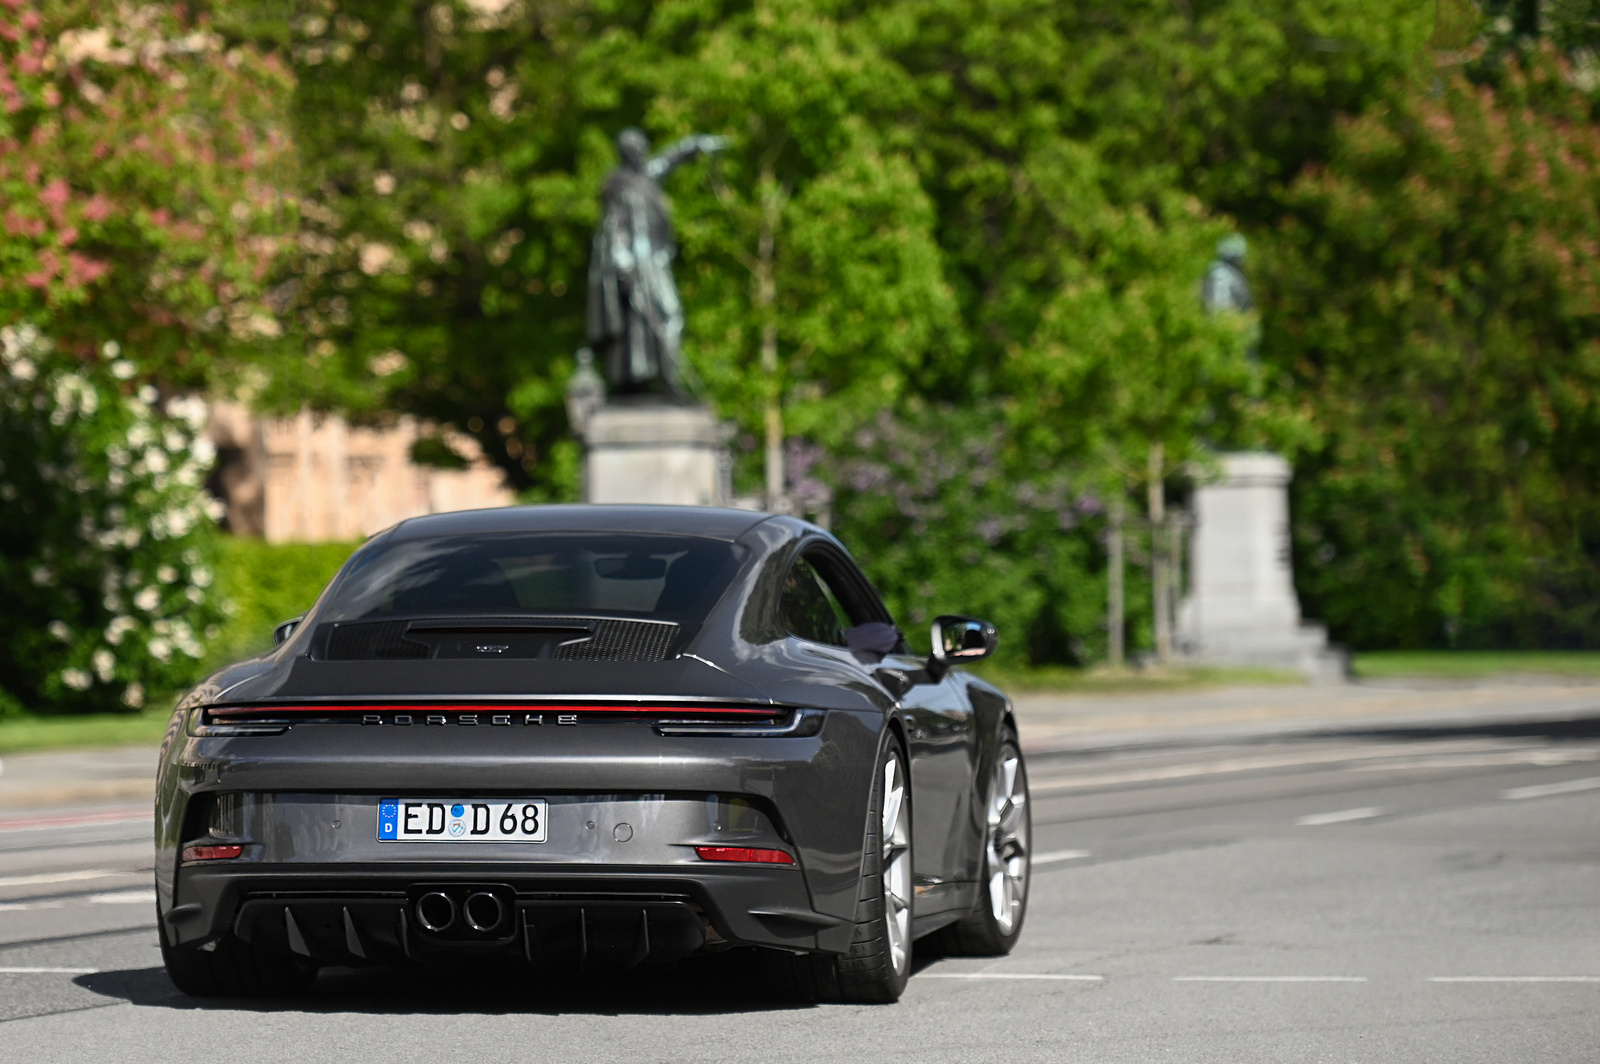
[209,0,1600,658]
[13,0,1600,697]
[0,326,225,716]
[236,0,1427,659]
[1269,46,1600,648]
[205,538,361,668]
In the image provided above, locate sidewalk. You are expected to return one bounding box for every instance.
[0,746,156,813]
[4,677,1600,814]
[1014,676,1600,754]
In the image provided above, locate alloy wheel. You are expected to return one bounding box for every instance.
[882,753,912,975]
[985,747,1029,934]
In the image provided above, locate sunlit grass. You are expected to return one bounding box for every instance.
[1352,651,1600,679]
[965,662,1305,694]
[0,710,171,755]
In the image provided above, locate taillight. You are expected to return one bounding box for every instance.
[694,845,795,865]
[181,844,243,861]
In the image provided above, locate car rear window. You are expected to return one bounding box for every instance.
[319,532,745,624]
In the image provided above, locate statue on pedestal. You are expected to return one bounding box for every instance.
[1178,234,1346,681]
[572,127,734,507]
[586,127,727,399]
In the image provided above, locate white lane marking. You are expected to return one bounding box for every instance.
[0,967,99,974]
[924,973,1103,981]
[1032,849,1091,865]
[86,889,155,905]
[1501,777,1600,801]
[1175,976,1368,982]
[1029,745,1467,792]
[1296,807,1385,827]
[0,870,116,889]
[1430,976,1600,983]
[1353,750,1600,771]
[0,883,151,912]
[1029,740,1600,793]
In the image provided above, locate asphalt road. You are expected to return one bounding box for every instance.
[3,716,1598,1063]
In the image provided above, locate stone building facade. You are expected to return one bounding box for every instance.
[208,402,514,543]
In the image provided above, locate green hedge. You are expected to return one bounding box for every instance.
[205,538,361,670]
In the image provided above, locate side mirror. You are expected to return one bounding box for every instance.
[929,615,997,675]
[272,617,303,647]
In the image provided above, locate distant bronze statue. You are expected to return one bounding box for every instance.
[1201,234,1254,315]
[1202,233,1259,359]
[587,127,727,398]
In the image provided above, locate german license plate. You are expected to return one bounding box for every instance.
[378,798,548,843]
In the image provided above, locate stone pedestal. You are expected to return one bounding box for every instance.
[1176,452,1347,683]
[583,402,731,506]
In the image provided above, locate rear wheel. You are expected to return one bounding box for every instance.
[160,915,318,998]
[773,737,913,1003]
[941,732,1030,956]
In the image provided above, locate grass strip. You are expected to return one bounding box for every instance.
[1352,651,1600,679]
[966,663,1305,694]
[0,711,171,755]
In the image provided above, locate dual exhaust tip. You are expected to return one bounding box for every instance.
[416,890,505,934]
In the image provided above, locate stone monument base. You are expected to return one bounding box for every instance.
[1179,617,1348,684]
[583,401,731,507]
[1176,451,1348,684]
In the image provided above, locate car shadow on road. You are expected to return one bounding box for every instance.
[76,943,950,1015]
[1307,712,1600,745]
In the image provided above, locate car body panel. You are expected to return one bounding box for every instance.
[155,506,1017,963]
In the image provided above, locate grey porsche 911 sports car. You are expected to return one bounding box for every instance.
[155,505,1030,1003]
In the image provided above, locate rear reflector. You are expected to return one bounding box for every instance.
[694,845,795,865]
[181,844,243,862]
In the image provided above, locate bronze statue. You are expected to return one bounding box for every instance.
[586,128,727,398]
[1201,234,1254,315]
[1202,233,1259,359]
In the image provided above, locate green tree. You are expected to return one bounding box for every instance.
[0,325,225,715]
[266,0,1446,662]
[0,1,296,390]
[1266,46,1600,648]
[277,0,959,499]
[823,403,1120,663]
[645,0,959,495]
[280,0,623,494]
[0,3,296,712]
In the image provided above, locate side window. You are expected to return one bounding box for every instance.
[780,557,850,646]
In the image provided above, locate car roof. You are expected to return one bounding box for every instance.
[383,504,779,543]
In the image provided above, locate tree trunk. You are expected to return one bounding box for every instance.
[1168,506,1186,660]
[1148,441,1171,666]
[1107,491,1125,668]
[757,166,785,512]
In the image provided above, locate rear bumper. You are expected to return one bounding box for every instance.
[155,709,887,935]
[165,862,853,963]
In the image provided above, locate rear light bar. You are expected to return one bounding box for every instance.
[656,708,824,738]
[181,844,243,861]
[694,846,795,865]
[205,703,781,719]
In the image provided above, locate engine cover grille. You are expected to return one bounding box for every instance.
[554,619,678,662]
[314,617,680,663]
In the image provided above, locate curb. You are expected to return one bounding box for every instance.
[1018,699,1600,757]
[0,780,154,812]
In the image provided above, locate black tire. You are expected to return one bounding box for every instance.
[773,736,913,1003]
[940,731,1030,956]
[160,914,318,998]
